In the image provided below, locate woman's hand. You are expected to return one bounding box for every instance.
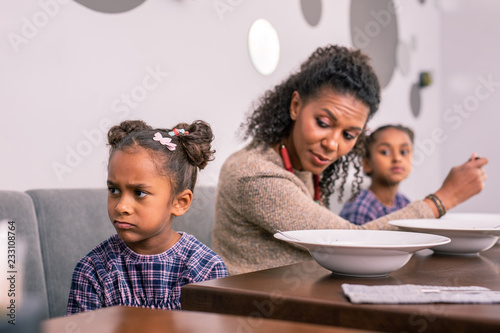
[427,153,488,217]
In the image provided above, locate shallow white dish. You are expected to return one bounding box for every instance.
[273,229,450,277]
[440,212,500,223]
[389,215,500,255]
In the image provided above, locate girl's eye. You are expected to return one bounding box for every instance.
[108,187,120,195]
[401,149,410,156]
[135,190,147,198]
[379,149,390,156]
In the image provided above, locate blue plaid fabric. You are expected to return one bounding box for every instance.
[340,189,410,225]
[67,232,227,314]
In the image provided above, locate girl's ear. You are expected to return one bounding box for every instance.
[362,157,372,175]
[171,189,193,217]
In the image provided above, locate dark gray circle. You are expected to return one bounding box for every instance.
[300,0,322,27]
[410,83,421,117]
[74,0,147,14]
[350,0,399,89]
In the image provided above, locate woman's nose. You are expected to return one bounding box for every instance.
[322,130,340,151]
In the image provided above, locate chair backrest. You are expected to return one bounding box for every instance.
[0,191,49,319]
[27,185,217,318]
[27,189,115,318]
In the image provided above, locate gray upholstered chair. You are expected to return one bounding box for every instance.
[27,189,115,318]
[0,191,49,319]
[174,185,217,248]
[27,185,217,318]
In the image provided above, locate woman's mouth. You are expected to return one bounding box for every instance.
[311,152,331,166]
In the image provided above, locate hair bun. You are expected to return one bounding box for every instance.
[174,120,215,170]
[108,120,152,149]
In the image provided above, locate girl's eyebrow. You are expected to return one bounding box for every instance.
[376,142,411,147]
[128,183,152,189]
[106,180,152,189]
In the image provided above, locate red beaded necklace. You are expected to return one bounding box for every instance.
[279,144,321,203]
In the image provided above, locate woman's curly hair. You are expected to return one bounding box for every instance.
[242,45,381,206]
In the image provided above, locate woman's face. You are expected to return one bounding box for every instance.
[286,88,369,175]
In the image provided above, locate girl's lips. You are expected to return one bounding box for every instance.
[114,221,134,229]
[391,167,404,173]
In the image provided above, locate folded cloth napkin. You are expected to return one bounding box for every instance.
[342,284,500,304]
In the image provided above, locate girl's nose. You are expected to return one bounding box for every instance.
[393,152,402,162]
[115,195,132,215]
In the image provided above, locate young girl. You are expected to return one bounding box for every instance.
[67,119,227,313]
[340,124,414,225]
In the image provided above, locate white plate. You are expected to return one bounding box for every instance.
[441,212,500,223]
[274,230,450,277]
[389,215,500,255]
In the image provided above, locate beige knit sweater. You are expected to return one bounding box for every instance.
[212,144,434,275]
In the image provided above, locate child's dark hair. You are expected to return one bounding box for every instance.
[107,119,215,195]
[364,124,414,159]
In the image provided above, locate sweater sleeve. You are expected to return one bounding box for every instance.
[213,145,436,275]
[236,171,433,233]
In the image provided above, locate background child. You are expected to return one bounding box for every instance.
[67,119,228,313]
[340,124,414,225]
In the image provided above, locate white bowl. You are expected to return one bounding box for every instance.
[389,215,500,255]
[441,212,500,223]
[274,230,450,277]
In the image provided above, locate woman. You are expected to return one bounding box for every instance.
[212,45,487,275]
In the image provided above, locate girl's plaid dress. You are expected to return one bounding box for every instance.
[67,232,227,313]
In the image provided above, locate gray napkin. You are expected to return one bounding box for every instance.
[342,284,500,304]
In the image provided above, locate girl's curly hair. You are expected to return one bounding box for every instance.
[242,45,381,206]
[108,119,215,196]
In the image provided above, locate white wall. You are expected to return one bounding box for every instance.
[440,0,500,213]
[1,1,446,208]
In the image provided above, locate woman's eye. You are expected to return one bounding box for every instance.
[343,132,355,140]
[316,118,329,128]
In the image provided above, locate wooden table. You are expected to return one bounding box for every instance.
[181,244,500,333]
[40,306,379,333]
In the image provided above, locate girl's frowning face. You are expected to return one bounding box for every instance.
[106,147,186,255]
[285,88,370,175]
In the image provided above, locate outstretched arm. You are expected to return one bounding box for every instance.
[425,153,488,217]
